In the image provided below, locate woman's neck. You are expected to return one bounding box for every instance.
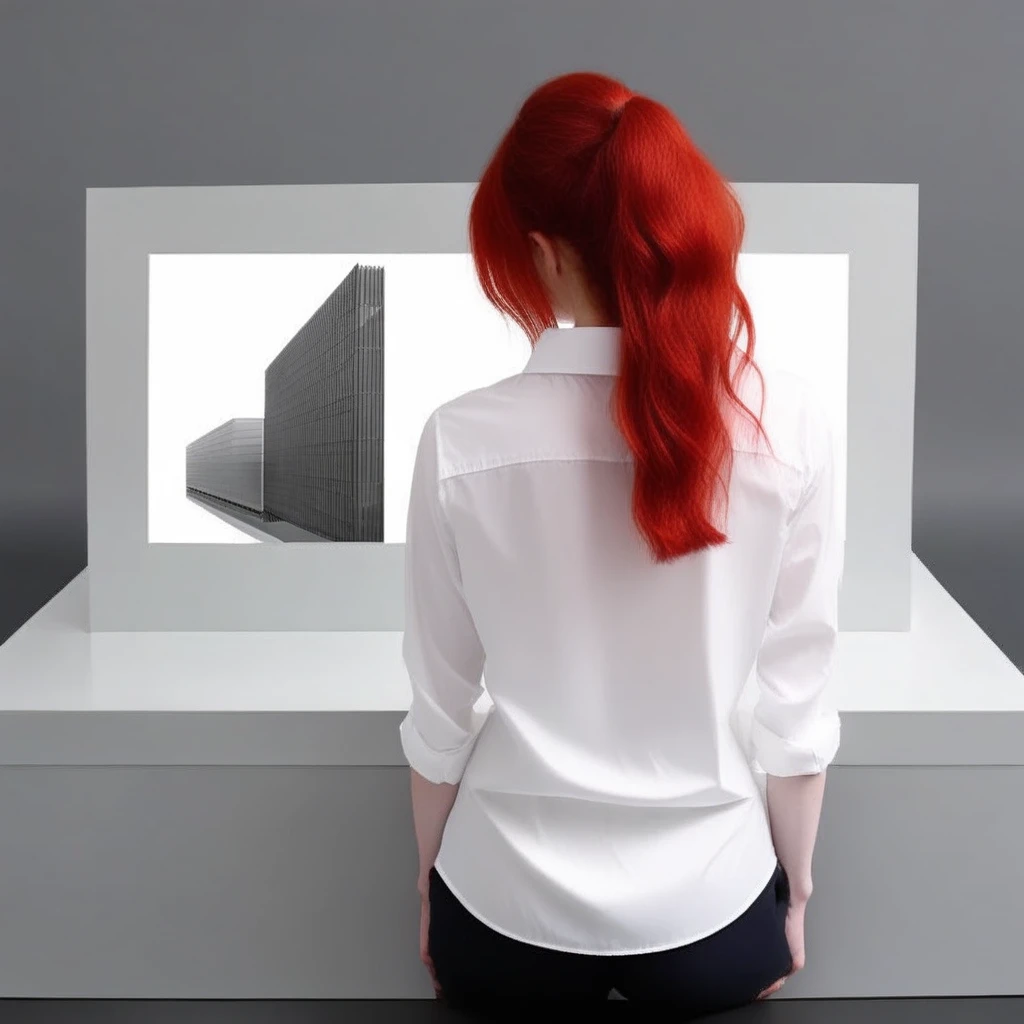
[571,300,617,329]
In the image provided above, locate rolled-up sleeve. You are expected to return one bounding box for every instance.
[399,412,487,785]
[752,398,844,777]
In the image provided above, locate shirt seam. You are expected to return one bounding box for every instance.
[438,453,631,484]
[429,413,462,569]
[437,448,803,485]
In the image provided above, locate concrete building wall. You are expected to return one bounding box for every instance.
[184,417,264,512]
[263,265,384,542]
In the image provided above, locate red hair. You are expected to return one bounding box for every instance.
[470,72,771,562]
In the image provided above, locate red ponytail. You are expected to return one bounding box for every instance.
[470,72,770,562]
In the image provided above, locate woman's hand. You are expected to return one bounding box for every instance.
[757,896,808,999]
[418,878,441,996]
[783,896,808,974]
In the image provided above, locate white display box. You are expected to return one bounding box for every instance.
[86,182,918,630]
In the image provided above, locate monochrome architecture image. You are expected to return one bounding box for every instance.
[186,417,264,512]
[150,251,845,546]
[182,264,385,542]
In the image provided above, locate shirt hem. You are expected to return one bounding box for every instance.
[432,853,780,957]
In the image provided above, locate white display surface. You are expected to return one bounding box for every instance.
[149,252,848,545]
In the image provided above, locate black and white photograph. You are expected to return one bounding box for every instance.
[183,262,384,542]
[148,252,532,543]
[149,252,849,545]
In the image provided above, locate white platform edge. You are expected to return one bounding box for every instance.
[0,556,1020,767]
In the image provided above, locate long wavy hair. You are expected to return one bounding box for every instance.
[470,72,770,562]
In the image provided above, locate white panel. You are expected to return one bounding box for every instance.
[86,182,917,630]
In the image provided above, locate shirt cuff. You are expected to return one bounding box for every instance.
[399,710,486,785]
[750,711,841,777]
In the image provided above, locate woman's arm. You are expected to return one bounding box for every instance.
[400,414,487,897]
[753,395,843,908]
[765,770,827,903]
[410,770,461,896]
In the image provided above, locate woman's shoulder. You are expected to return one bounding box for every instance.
[421,374,534,480]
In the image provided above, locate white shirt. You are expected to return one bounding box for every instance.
[399,325,843,955]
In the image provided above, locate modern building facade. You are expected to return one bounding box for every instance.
[185,417,264,512]
[262,264,384,542]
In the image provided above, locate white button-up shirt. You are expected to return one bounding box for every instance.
[400,325,842,954]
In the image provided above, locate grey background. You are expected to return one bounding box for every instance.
[1,0,1022,655]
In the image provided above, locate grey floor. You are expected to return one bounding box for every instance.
[0,1000,1021,1022]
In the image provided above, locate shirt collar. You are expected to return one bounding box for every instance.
[522,326,622,376]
